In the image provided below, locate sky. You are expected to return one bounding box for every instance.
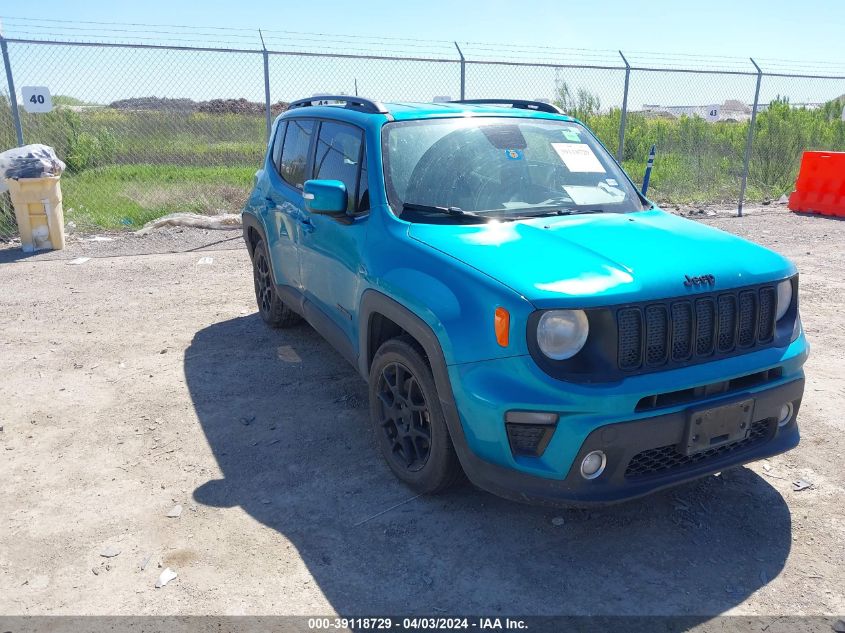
[2,1,844,109]
[4,0,845,67]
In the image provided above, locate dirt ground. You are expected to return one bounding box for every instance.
[0,207,843,619]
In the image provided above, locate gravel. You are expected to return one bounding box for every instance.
[0,206,842,616]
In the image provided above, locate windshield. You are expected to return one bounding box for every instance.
[382,117,647,221]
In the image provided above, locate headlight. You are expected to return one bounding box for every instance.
[537,310,589,360]
[776,279,792,321]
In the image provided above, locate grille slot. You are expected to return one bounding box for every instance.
[645,306,668,365]
[618,308,643,370]
[758,287,776,342]
[738,291,757,347]
[625,419,772,479]
[671,302,693,360]
[695,298,716,356]
[717,295,737,352]
[616,284,781,372]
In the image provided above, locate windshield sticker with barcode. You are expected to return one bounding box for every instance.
[551,142,606,173]
[562,130,581,142]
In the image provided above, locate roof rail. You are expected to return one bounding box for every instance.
[288,95,390,115]
[449,99,563,114]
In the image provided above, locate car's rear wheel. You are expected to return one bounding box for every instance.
[252,238,301,328]
[368,337,462,493]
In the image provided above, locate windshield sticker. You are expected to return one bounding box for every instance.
[605,178,618,186]
[551,142,606,173]
[562,185,625,206]
[562,130,581,142]
[504,149,523,160]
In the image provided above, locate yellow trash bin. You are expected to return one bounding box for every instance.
[6,176,65,252]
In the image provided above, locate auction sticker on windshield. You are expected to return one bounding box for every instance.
[551,142,605,173]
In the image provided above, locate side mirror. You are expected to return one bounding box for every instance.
[303,179,347,216]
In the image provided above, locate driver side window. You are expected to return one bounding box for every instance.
[313,121,364,213]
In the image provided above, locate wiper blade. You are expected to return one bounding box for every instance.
[402,202,486,219]
[513,207,606,217]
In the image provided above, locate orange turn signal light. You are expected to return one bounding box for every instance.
[494,307,510,347]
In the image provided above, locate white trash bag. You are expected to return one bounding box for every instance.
[0,144,66,179]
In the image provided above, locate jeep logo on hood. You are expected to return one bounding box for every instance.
[684,274,716,287]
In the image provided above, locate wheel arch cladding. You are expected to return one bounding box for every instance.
[358,290,443,377]
[241,211,266,259]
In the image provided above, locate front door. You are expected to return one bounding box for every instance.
[299,120,370,347]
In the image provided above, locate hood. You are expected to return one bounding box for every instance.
[408,209,795,308]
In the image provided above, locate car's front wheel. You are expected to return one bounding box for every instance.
[368,337,462,493]
[251,237,301,328]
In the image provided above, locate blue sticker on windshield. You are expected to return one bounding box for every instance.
[505,149,523,160]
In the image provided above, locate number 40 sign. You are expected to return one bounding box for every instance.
[21,86,53,113]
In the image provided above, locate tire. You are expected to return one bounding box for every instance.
[251,237,302,328]
[368,337,462,494]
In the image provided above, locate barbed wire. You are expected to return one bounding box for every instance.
[2,15,845,75]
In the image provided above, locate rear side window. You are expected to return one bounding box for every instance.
[314,121,363,213]
[279,119,315,189]
[271,121,286,170]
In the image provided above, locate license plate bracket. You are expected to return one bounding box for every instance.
[682,398,755,456]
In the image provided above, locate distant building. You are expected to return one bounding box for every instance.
[639,99,751,121]
[637,98,824,121]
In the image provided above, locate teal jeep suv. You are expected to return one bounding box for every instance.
[242,96,807,505]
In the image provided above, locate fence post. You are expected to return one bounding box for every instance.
[617,50,630,164]
[1,35,24,146]
[259,30,271,143]
[738,58,762,217]
[454,41,465,100]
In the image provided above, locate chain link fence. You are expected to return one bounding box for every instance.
[2,35,845,241]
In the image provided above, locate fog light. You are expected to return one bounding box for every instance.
[580,450,607,480]
[777,402,794,427]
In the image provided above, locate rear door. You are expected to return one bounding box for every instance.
[299,120,370,349]
[263,117,316,292]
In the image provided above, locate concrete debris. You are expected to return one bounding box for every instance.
[67,257,90,265]
[155,567,177,588]
[166,504,183,518]
[135,212,241,235]
[792,479,813,492]
[99,546,121,558]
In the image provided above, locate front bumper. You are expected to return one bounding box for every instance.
[457,378,802,506]
[441,335,807,506]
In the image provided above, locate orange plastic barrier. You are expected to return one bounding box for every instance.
[788,151,845,217]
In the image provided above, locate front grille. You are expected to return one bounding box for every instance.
[616,285,778,372]
[625,419,772,479]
